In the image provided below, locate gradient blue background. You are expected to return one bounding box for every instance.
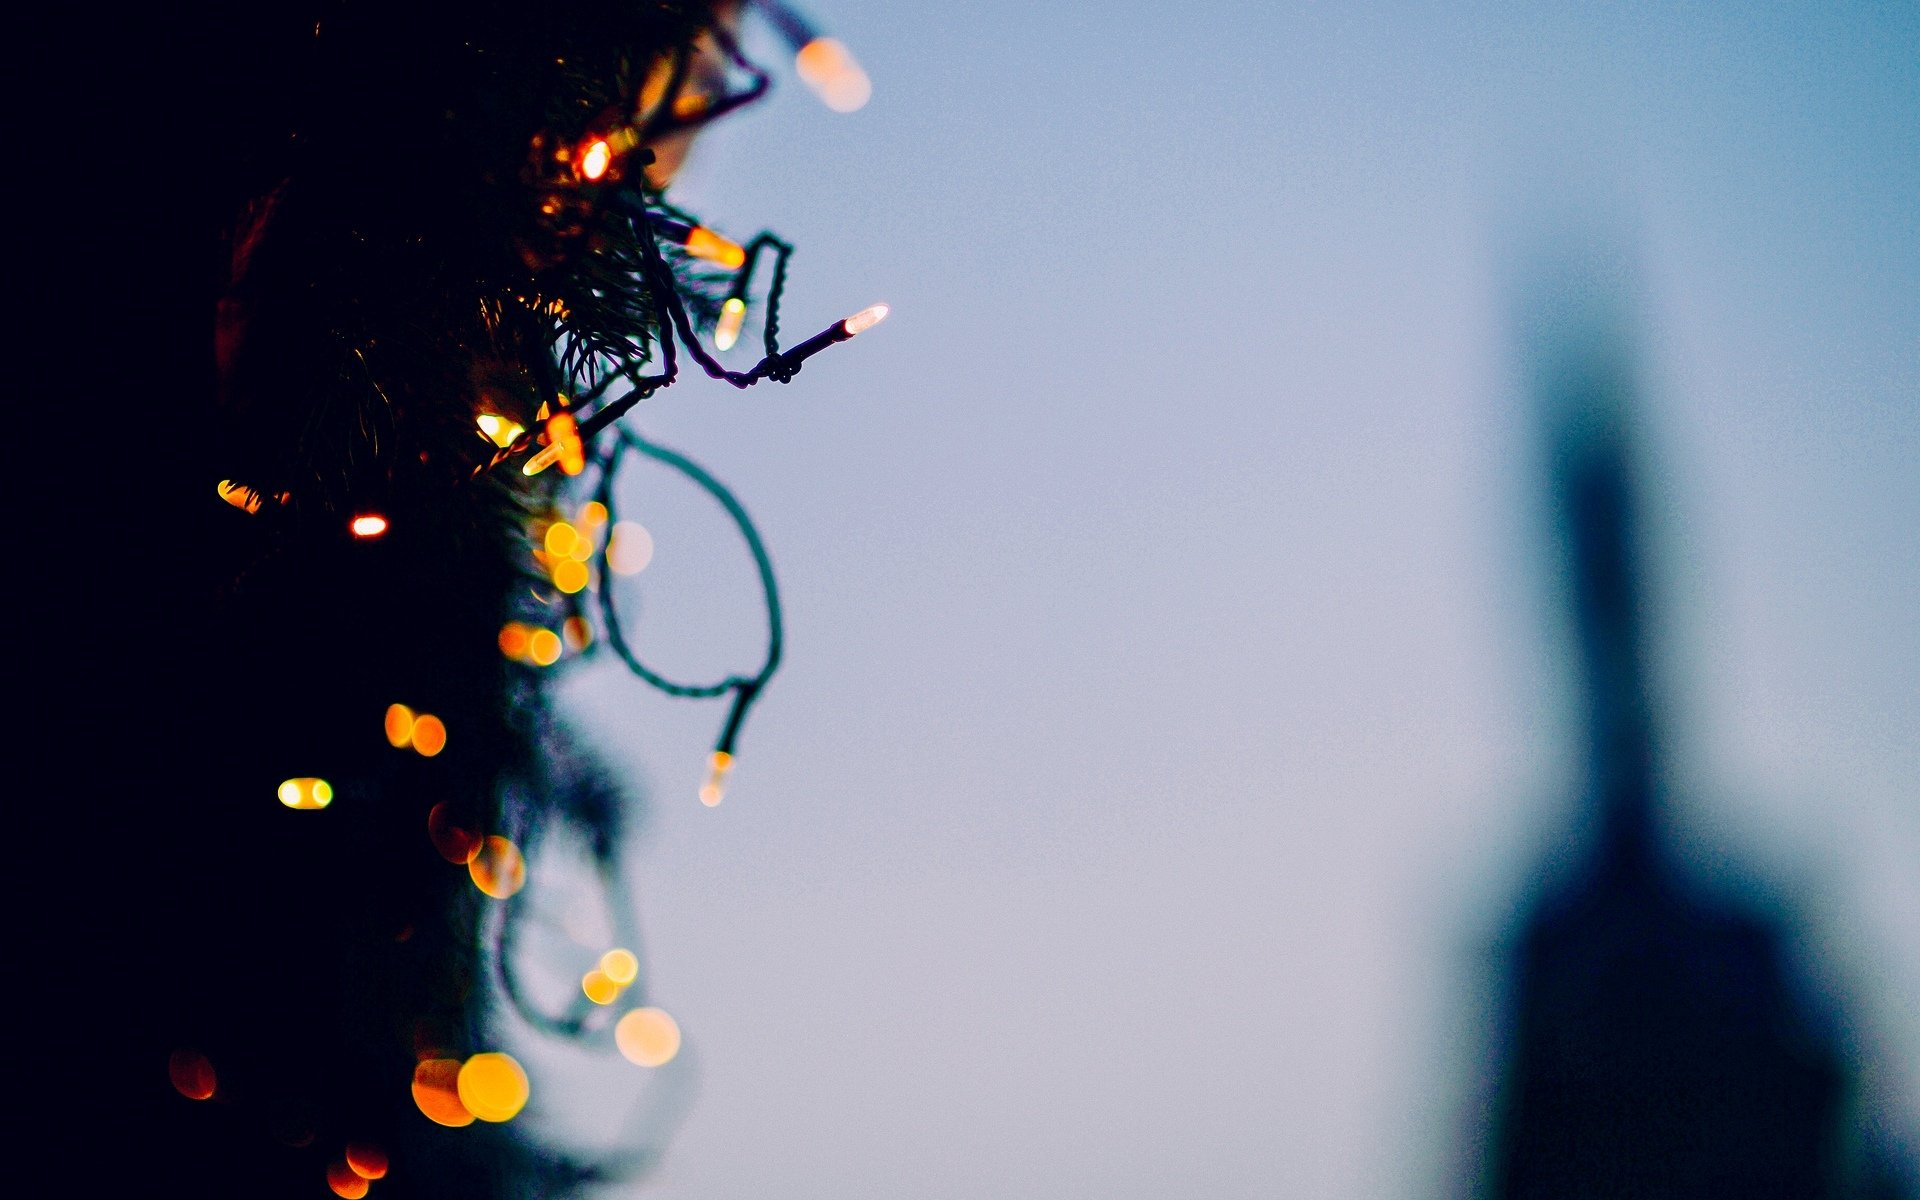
[543,2,1916,1194]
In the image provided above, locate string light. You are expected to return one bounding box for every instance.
[757,1,872,113]
[527,628,563,666]
[794,37,871,112]
[581,969,621,1006]
[699,750,733,806]
[544,520,582,558]
[577,138,613,181]
[384,704,446,756]
[344,1143,389,1181]
[614,1007,682,1068]
[592,432,781,801]
[326,1159,370,1199]
[551,557,589,594]
[216,479,263,514]
[600,948,640,985]
[546,189,888,452]
[411,1059,474,1128]
[278,778,334,810]
[468,835,526,899]
[648,215,748,269]
[844,302,889,335]
[188,1,879,1167]
[714,296,747,350]
[635,53,676,124]
[410,713,447,757]
[169,1049,217,1100]
[455,1052,530,1123]
[498,621,533,659]
[384,703,415,748]
[521,411,584,477]
[606,521,654,575]
[752,298,890,371]
[476,413,525,448]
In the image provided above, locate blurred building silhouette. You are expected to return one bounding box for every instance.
[1478,274,1915,1199]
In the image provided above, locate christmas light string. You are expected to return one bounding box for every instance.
[756,0,873,113]
[245,0,885,800]
[478,18,883,798]
[195,6,881,1186]
[491,157,887,477]
[591,427,783,808]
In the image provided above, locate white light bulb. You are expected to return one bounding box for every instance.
[843,303,890,336]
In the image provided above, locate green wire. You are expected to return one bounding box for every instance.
[591,426,783,755]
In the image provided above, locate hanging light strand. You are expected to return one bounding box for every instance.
[591,429,783,779]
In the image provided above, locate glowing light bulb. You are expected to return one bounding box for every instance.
[327,1159,370,1199]
[456,1052,530,1123]
[579,500,609,530]
[498,622,532,660]
[344,1143,388,1180]
[578,138,612,181]
[384,703,415,749]
[350,514,389,538]
[600,948,639,985]
[607,521,654,575]
[169,1049,217,1100]
[411,1059,474,1127]
[562,615,593,651]
[795,37,871,112]
[477,413,525,448]
[714,296,747,351]
[684,226,747,270]
[551,558,589,594]
[410,713,447,757]
[521,411,584,476]
[216,479,263,514]
[544,521,581,558]
[278,778,334,810]
[843,303,889,336]
[615,1007,682,1067]
[636,54,674,119]
[469,836,526,899]
[581,969,621,1006]
[528,628,563,666]
[699,750,733,807]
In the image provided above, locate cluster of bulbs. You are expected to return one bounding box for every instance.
[204,11,872,1187]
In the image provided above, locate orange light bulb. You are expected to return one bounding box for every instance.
[795,37,871,112]
[684,226,747,270]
